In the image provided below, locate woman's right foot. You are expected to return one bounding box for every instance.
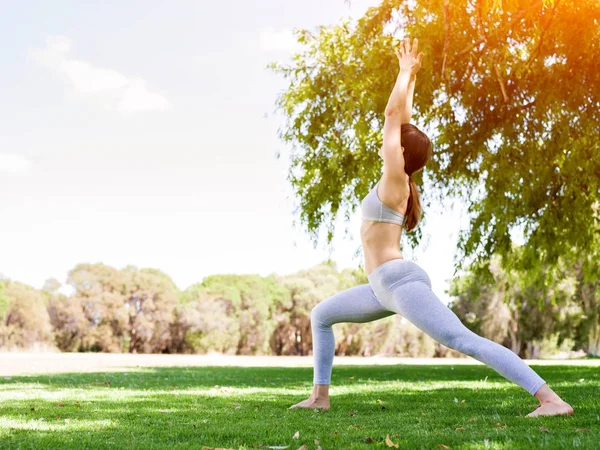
[289,396,330,409]
[526,399,574,417]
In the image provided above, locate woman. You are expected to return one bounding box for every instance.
[290,38,574,417]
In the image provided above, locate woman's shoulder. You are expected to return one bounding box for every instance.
[377,175,410,213]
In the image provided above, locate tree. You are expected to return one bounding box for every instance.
[448,251,582,357]
[67,263,129,351]
[121,267,179,353]
[271,0,600,280]
[181,273,287,355]
[48,294,89,352]
[573,253,600,356]
[66,263,179,353]
[273,261,344,355]
[0,280,8,322]
[0,281,54,350]
[169,294,241,354]
[42,277,61,294]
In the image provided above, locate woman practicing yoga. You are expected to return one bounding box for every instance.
[290,37,573,417]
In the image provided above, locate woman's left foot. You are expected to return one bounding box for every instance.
[526,400,574,417]
[289,397,330,409]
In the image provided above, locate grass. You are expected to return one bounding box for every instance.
[0,363,598,449]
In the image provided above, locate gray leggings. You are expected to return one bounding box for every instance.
[311,258,546,396]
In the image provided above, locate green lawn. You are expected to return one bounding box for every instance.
[0,363,598,449]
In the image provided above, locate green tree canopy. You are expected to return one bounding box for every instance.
[272,0,600,277]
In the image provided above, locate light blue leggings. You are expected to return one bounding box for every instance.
[310,258,546,396]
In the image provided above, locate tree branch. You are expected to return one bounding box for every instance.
[494,64,510,102]
[525,0,560,70]
[441,0,451,80]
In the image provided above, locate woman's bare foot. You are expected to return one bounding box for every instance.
[527,384,574,417]
[527,399,574,417]
[289,384,330,409]
[289,396,330,409]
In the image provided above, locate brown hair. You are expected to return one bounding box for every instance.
[401,123,432,232]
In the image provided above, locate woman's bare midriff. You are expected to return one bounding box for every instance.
[361,220,404,276]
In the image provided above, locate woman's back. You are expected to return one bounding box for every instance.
[360,176,410,275]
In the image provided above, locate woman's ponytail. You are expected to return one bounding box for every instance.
[403,174,421,232]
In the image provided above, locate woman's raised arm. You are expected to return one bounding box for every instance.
[379,38,424,172]
[386,38,423,122]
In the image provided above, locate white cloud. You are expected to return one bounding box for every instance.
[0,153,32,175]
[30,36,170,114]
[116,78,171,114]
[258,27,305,53]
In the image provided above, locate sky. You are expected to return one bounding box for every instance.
[0,0,469,304]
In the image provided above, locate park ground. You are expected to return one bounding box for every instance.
[0,353,598,449]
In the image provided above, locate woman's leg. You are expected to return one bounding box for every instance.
[290,283,395,409]
[370,263,573,416]
[311,283,395,385]
[388,279,547,395]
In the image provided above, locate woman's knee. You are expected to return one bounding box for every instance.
[310,302,331,328]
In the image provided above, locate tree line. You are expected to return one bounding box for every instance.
[1,254,597,357]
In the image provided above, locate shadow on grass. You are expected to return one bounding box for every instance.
[3,363,599,389]
[1,365,598,449]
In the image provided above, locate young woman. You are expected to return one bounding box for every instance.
[290,38,574,417]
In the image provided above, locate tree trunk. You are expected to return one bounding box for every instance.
[587,321,600,356]
[507,311,521,355]
[576,265,600,357]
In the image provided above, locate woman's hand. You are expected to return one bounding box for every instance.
[396,38,424,76]
[385,37,423,122]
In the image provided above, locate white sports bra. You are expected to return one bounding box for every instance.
[361,181,405,226]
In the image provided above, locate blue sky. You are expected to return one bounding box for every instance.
[0,0,468,304]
